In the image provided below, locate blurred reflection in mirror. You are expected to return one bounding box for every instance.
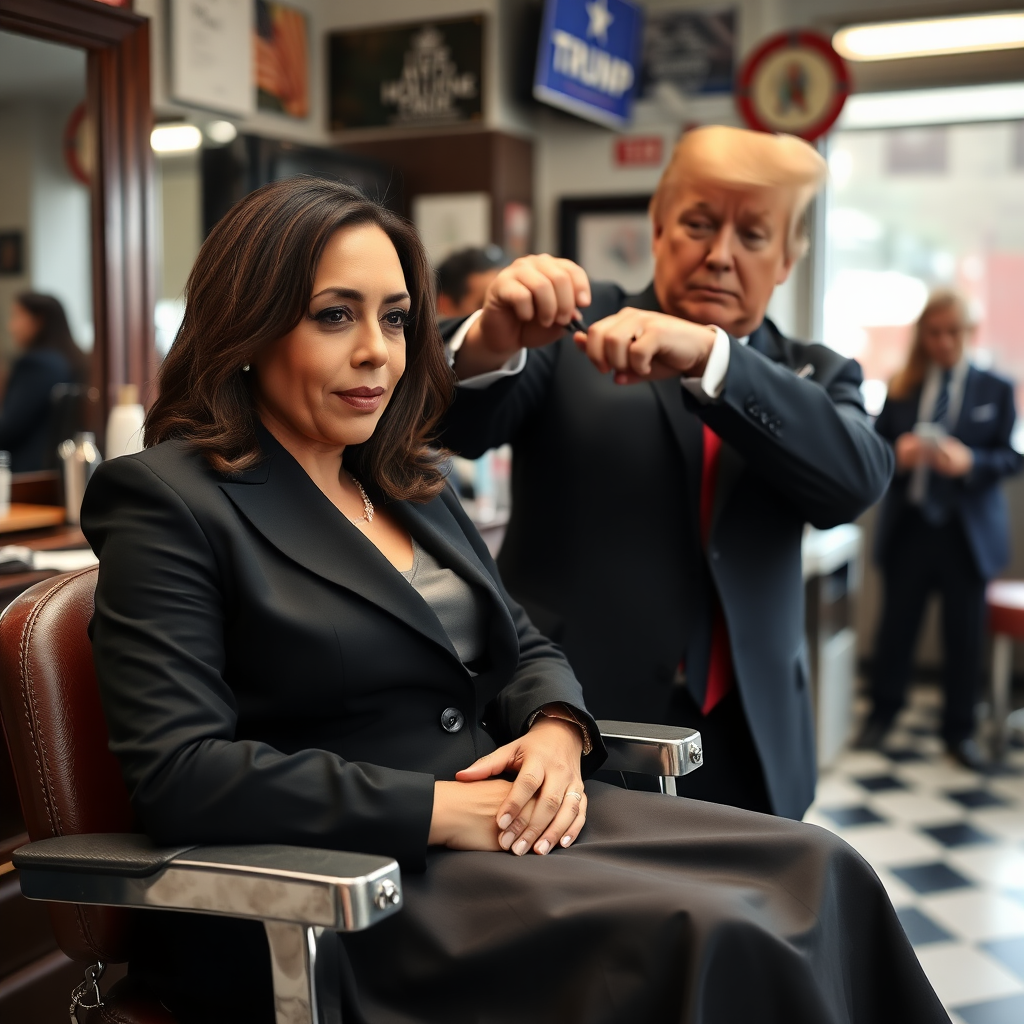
[0,30,92,469]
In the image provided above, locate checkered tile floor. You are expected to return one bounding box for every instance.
[805,685,1024,1024]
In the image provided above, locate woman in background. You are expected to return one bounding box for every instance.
[2,292,86,471]
[860,290,1022,767]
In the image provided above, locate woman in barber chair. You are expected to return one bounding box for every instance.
[82,177,945,1024]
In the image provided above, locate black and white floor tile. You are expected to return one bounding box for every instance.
[805,685,1024,1024]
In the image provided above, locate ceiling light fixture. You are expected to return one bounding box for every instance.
[834,12,1024,61]
[150,124,202,153]
[205,120,238,144]
[837,82,1024,129]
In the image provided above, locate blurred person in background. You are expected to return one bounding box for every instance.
[859,290,1022,769]
[436,245,506,317]
[2,292,86,471]
[439,126,894,819]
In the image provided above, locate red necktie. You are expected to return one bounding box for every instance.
[699,425,733,714]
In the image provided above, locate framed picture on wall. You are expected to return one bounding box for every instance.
[0,231,24,276]
[559,195,653,294]
[255,0,310,119]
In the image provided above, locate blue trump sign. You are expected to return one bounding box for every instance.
[533,0,644,129]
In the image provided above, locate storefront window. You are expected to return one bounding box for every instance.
[823,109,1024,433]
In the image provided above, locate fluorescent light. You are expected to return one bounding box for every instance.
[150,124,202,153]
[837,82,1024,129]
[834,13,1024,61]
[205,120,237,144]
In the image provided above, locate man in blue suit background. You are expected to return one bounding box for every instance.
[861,290,1023,768]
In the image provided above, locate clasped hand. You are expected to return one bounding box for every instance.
[895,432,973,477]
[461,255,717,384]
[428,716,587,856]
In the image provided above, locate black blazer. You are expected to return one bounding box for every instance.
[81,426,603,873]
[0,348,75,472]
[874,365,1021,580]
[440,283,894,819]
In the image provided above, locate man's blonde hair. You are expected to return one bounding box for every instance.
[888,289,972,400]
[650,125,828,262]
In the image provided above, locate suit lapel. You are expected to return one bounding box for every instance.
[710,441,743,534]
[219,430,462,664]
[388,494,513,630]
[629,286,705,528]
[705,321,780,535]
[747,320,785,362]
[953,365,979,437]
[651,378,704,529]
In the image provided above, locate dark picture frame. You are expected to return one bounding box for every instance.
[0,231,23,275]
[559,194,653,293]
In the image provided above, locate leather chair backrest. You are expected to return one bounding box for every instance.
[0,567,135,962]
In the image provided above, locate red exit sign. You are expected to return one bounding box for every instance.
[614,136,664,167]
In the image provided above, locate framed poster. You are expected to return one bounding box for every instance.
[560,195,653,295]
[533,0,644,129]
[170,0,255,116]
[640,8,735,99]
[255,0,309,119]
[329,17,483,131]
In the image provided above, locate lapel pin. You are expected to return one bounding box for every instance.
[796,363,815,379]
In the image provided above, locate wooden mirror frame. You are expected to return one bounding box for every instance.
[0,0,157,421]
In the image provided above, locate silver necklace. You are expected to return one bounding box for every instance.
[346,472,374,525]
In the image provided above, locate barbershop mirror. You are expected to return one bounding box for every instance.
[0,29,93,471]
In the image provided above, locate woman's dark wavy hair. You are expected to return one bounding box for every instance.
[145,176,453,502]
[15,292,88,383]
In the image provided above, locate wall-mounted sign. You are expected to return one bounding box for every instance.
[641,9,735,100]
[170,0,255,117]
[255,0,310,119]
[614,135,663,167]
[329,18,483,131]
[533,0,644,130]
[736,31,849,141]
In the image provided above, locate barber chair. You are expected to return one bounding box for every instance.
[0,567,703,1024]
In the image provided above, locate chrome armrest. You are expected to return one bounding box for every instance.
[596,721,703,793]
[14,833,403,1024]
[13,832,401,931]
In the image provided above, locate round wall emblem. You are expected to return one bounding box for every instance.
[63,103,94,186]
[737,31,849,140]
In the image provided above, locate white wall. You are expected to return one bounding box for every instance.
[0,100,92,358]
[29,100,93,350]
[156,151,203,303]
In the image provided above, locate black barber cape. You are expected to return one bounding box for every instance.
[440,283,895,819]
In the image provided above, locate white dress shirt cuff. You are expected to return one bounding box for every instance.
[446,309,528,390]
[680,327,731,403]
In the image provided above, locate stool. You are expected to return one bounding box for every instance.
[986,580,1024,760]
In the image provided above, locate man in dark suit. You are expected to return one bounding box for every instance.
[861,290,1022,767]
[439,126,894,818]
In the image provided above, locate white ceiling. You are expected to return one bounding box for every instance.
[0,30,86,101]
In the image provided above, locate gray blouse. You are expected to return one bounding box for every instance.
[400,538,489,666]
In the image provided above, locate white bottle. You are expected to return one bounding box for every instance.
[105,384,145,459]
[0,450,10,519]
[59,433,101,525]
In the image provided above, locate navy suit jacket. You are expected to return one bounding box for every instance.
[874,366,1022,579]
[440,282,894,819]
[0,348,75,472]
